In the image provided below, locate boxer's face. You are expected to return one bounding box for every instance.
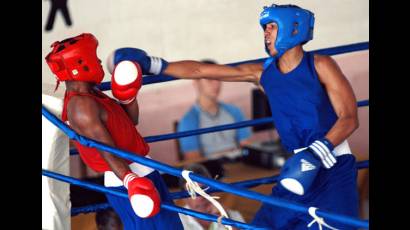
[187,196,209,210]
[184,182,218,214]
[186,195,216,228]
[186,195,218,215]
[264,22,279,56]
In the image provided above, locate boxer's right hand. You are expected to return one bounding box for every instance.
[111,61,142,104]
[107,48,168,75]
[123,172,161,218]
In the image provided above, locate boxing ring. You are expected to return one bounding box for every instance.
[42,42,369,229]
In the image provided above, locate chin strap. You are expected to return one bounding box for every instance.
[181,170,232,230]
[307,207,339,230]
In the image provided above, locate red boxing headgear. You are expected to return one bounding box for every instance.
[45,33,104,90]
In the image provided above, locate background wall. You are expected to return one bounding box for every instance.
[42,0,368,168]
[42,0,369,96]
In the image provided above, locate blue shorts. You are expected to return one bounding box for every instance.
[105,170,184,230]
[252,154,359,230]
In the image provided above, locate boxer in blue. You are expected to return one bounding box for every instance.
[107,4,360,229]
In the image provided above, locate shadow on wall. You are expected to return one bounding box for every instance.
[44,0,72,32]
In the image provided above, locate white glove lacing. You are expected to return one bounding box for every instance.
[181,170,232,230]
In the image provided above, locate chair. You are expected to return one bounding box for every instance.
[173,120,185,162]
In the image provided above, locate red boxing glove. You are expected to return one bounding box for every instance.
[111,61,143,104]
[122,172,161,218]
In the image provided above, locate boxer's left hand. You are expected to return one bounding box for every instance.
[111,61,142,104]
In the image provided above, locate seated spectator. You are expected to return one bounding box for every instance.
[178,163,245,230]
[177,60,251,161]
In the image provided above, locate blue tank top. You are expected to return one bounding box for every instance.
[260,51,337,152]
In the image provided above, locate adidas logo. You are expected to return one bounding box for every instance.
[301,159,316,172]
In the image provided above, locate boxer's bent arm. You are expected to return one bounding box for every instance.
[314,55,359,146]
[67,97,132,179]
[121,99,140,125]
[164,61,263,83]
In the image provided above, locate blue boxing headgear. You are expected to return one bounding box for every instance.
[260,4,315,58]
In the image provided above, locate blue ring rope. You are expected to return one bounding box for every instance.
[43,169,267,230]
[69,99,368,155]
[171,160,369,199]
[98,41,368,91]
[72,160,368,216]
[144,100,368,143]
[42,107,368,229]
[357,100,369,107]
[72,203,112,216]
[145,116,273,143]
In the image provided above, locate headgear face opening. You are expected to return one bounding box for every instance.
[45,33,104,89]
[260,4,315,58]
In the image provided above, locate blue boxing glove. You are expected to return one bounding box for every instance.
[279,150,321,195]
[279,138,337,195]
[107,48,168,75]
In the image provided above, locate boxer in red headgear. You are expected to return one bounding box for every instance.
[46,33,104,90]
[45,33,183,229]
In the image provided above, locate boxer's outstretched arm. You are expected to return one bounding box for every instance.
[107,48,263,83]
[67,96,131,179]
[314,54,359,146]
[164,61,264,83]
